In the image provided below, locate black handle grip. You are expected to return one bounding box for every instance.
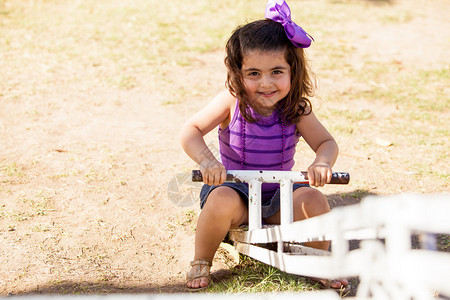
[191,170,350,184]
[328,172,350,184]
[191,170,238,182]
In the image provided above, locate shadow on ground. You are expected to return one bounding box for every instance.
[15,281,186,295]
[327,189,375,209]
[13,269,235,295]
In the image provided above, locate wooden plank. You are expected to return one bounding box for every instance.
[229,223,381,245]
[234,241,364,278]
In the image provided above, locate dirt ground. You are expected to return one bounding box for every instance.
[0,0,448,295]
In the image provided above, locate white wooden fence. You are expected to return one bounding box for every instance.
[206,170,450,300]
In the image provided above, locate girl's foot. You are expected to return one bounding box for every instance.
[314,277,349,290]
[186,260,212,292]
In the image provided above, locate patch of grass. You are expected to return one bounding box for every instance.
[207,255,319,293]
[21,195,51,216]
[1,191,54,222]
[84,169,108,183]
[328,108,373,122]
[322,108,374,136]
[329,123,356,136]
[117,74,137,90]
[409,162,449,181]
[335,61,448,190]
[344,189,371,201]
[32,224,50,232]
[10,210,31,222]
[380,11,413,24]
[348,63,448,113]
[437,235,450,252]
[0,163,25,179]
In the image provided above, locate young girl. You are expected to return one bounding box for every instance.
[180,0,348,291]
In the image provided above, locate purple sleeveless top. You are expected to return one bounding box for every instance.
[218,100,300,203]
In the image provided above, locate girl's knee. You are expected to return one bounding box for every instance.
[204,187,245,214]
[203,187,248,226]
[293,188,330,220]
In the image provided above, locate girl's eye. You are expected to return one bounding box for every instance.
[273,70,283,75]
[248,72,259,76]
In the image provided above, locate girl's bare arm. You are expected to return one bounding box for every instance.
[296,111,339,187]
[180,90,234,185]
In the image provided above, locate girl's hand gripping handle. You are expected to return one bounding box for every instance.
[302,171,350,184]
[198,160,227,185]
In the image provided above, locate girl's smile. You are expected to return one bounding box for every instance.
[241,50,291,115]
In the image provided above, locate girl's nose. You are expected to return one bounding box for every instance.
[260,75,272,88]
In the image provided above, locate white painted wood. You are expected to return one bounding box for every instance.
[248,179,262,231]
[280,179,293,226]
[225,170,308,183]
[217,171,450,300]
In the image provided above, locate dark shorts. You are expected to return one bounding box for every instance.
[199,182,310,219]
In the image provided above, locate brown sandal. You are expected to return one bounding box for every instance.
[186,260,212,292]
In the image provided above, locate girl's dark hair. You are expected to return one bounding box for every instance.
[225,19,315,124]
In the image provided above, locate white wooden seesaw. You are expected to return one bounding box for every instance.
[192,170,450,299]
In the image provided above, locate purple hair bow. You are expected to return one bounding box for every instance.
[265,0,313,48]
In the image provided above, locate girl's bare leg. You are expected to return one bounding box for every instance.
[187,186,248,289]
[264,187,348,288]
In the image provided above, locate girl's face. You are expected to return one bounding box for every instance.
[241,50,291,116]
